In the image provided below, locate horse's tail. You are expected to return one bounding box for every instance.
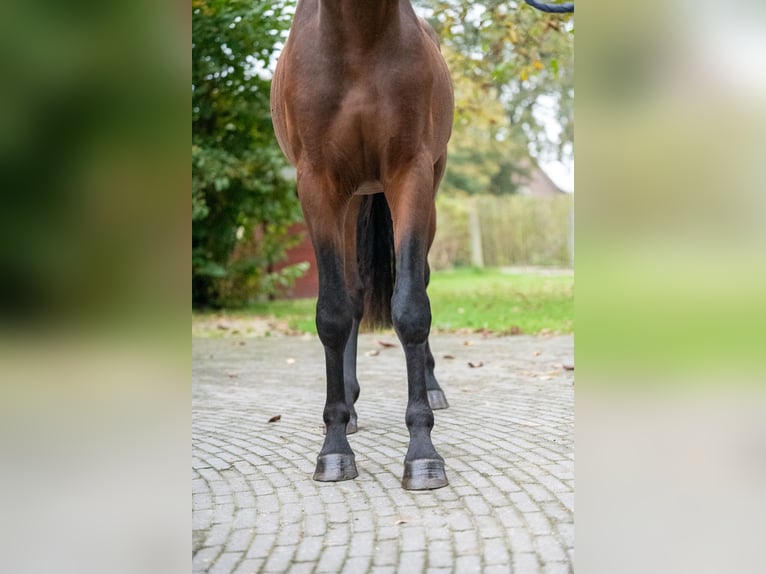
[357,193,395,330]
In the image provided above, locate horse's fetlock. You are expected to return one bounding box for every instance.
[405,407,434,430]
[324,403,350,427]
[316,300,352,348]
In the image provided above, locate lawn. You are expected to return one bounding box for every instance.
[427,268,573,335]
[192,268,573,336]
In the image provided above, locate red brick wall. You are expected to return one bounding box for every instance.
[272,223,318,299]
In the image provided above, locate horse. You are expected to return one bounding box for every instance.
[270,0,453,490]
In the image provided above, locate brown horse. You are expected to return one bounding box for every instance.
[270,0,453,490]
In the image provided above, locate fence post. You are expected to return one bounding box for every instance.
[469,199,484,268]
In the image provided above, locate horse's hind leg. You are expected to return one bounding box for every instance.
[341,197,363,434]
[387,161,448,490]
[424,262,449,410]
[424,163,449,411]
[300,177,358,482]
[425,340,449,409]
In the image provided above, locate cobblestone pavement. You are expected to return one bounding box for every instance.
[193,333,574,574]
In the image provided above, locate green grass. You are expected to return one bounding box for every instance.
[428,268,573,335]
[245,298,317,333]
[192,268,573,336]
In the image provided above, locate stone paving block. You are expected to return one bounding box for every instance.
[507,527,535,553]
[428,540,453,568]
[524,511,553,536]
[224,528,254,553]
[232,558,264,574]
[211,503,235,525]
[535,534,568,564]
[543,562,572,574]
[192,508,214,530]
[209,552,243,574]
[276,522,302,546]
[245,533,276,559]
[294,536,323,563]
[348,531,375,557]
[341,555,372,574]
[399,525,426,552]
[194,493,213,510]
[262,545,295,573]
[397,550,425,573]
[193,334,573,574]
[204,523,232,548]
[513,552,541,573]
[253,510,279,534]
[376,524,399,541]
[464,495,491,516]
[192,545,222,572]
[557,522,574,549]
[286,562,314,574]
[373,539,399,566]
[325,523,351,546]
[483,537,510,565]
[446,510,474,531]
[454,554,482,572]
[231,508,257,530]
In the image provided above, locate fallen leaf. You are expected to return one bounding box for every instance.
[533,351,542,356]
[562,363,575,371]
[442,353,455,360]
[395,518,408,525]
[463,340,473,346]
[468,361,484,368]
[510,326,522,335]
[366,350,380,357]
[268,415,282,423]
[216,323,230,330]
[377,340,396,348]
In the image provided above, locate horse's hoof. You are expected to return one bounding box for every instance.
[427,389,449,410]
[313,453,358,482]
[402,458,448,490]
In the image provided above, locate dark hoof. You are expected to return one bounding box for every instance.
[427,389,449,410]
[402,458,448,490]
[313,453,358,482]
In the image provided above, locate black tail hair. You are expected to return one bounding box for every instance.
[357,194,395,330]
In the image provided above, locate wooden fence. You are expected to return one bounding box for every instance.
[429,194,574,270]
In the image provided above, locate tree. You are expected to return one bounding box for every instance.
[416,1,574,194]
[192,0,301,307]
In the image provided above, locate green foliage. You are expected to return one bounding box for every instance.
[192,0,302,308]
[416,1,574,195]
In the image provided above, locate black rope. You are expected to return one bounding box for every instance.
[523,0,574,13]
